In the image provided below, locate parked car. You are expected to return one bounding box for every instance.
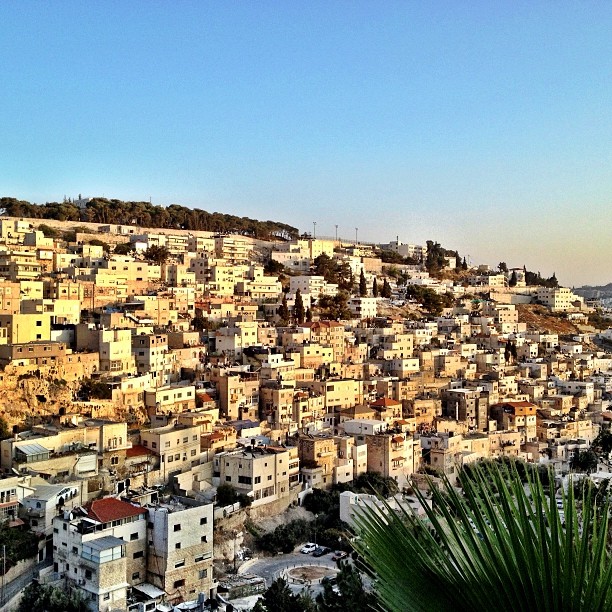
[332,550,348,561]
[300,543,317,554]
[313,546,331,557]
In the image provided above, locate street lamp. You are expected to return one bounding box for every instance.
[355,227,358,245]
[313,221,317,239]
[335,225,338,243]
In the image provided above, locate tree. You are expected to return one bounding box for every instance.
[277,294,290,323]
[462,257,468,270]
[359,270,367,297]
[264,258,285,275]
[317,292,352,321]
[317,562,377,611]
[509,270,518,287]
[570,449,598,473]
[294,289,305,324]
[114,242,134,255]
[143,245,170,265]
[353,461,612,612]
[372,278,378,297]
[216,483,238,506]
[380,279,392,299]
[252,577,316,612]
[18,582,88,612]
[305,307,312,322]
[498,262,508,273]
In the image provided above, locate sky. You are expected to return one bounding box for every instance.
[1,2,611,287]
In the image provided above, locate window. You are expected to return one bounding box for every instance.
[174,559,185,569]
[201,535,207,543]
[103,594,110,601]
[165,441,171,448]
[174,524,181,532]
[199,569,208,579]
[133,551,144,559]
[191,449,196,456]
[152,442,157,449]
[111,456,119,465]
[36,320,42,327]
[254,476,261,484]
[200,517,207,525]
[72,546,78,554]
[175,453,180,460]
[225,476,231,482]
[85,569,92,579]
[132,572,140,580]
[267,475,272,481]
[175,542,181,549]
[173,579,185,588]
[130,532,138,541]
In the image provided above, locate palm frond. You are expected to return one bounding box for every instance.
[353,461,612,612]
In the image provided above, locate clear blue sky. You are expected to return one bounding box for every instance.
[1,2,611,286]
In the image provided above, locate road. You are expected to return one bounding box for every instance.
[240,551,338,583]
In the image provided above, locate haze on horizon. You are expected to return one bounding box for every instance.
[1,2,610,288]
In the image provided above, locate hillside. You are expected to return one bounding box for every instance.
[516,304,580,337]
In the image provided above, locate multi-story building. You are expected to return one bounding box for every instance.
[140,423,202,481]
[146,499,214,603]
[52,497,148,611]
[213,446,299,507]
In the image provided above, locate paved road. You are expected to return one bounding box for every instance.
[238,551,338,590]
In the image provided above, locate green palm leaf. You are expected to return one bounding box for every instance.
[353,461,612,612]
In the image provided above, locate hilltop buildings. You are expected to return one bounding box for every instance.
[0,215,607,609]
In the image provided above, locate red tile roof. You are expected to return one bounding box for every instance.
[126,444,153,458]
[87,498,146,523]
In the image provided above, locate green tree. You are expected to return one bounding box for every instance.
[317,292,352,321]
[372,278,378,297]
[381,279,392,299]
[216,483,238,506]
[143,245,170,265]
[87,238,110,252]
[114,242,135,255]
[359,270,368,297]
[38,224,60,238]
[305,307,312,322]
[277,294,290,323]
[294,289,305,324]
[509,270,518,287]
[353,461,612,612]
[264,258,285,275]
[498,262,508,273]
[462,257,468,270]
[570,449,598,473]
[252,577,316,612]
[317,562,377,611]
[18,582,88,612]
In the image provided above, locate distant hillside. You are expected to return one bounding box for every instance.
[0,196,299,241]
[574,283,612,300]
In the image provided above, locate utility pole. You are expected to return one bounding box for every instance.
[355,227,358,245]
[335,225,338,244]
[313,221,317,239]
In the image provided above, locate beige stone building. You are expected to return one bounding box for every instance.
[213,446,299,507]
[146,499,214,604]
